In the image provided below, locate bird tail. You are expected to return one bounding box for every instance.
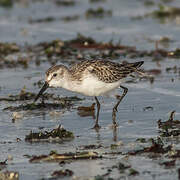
[129,61,150,77]
[131,61,144,69]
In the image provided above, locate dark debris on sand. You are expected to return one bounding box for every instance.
[133,4,180,24]
[160,159,176,168]
[4,102,69,112]
[25,125,74,142]
[1,89,82,102]
[0,159,7,171]
[128,138,172,155]
[77,103,95,118]
[158,111,180,137]
[51,169,74,178]
[85,7,112,19]
[29,151,101,163]
[2,87,82,111]
[1,34,180,69]
[0,42,19,56]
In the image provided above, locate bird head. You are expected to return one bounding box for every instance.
[34,65,67,102]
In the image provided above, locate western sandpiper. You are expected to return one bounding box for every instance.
[34,60,144,129]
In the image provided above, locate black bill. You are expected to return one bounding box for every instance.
[34,81,49,102]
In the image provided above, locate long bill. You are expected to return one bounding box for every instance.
[34,81,49,102]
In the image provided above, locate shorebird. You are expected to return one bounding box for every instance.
[34,60,144,129]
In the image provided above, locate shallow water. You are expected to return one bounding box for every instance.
[1,0,180,179]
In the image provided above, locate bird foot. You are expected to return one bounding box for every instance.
[92,124,101,130]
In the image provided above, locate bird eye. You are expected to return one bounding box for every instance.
[53,73,57,77]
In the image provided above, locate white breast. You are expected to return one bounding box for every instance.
[71,75,123,96]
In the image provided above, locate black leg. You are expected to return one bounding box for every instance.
[112,85,128,126]
[113,126,117,142]
[93,96,101,129]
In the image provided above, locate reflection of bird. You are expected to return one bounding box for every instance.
[34,60,144,129]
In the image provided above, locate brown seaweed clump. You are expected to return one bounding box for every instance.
[89,0,106,3]
[151,5,180,19]
[0,159,7,171]
[1,88,81,102]
[158,111,180,137]
[0,0,13,7]
[77,103,95,118]
[29,151,101,163]
[0,86,82,103]
[2,86,82,112]
[85,7,112,18]
[51,169,73,177]
[133,4,180,25]
[25,125,74,142]
[0,42,19,57]
[1,34,180,70]
[128,138,172,155]
[55,0,75,6]
[4,102,68,112]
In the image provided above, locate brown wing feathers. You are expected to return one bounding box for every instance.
[70,60,144,83]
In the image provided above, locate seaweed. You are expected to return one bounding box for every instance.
[55,0,75,6]
[152,5,180,19]
[145,69,161,75]
[0,159,7,171]
[128,138,172,155]
[85,7,112,18]
[77,103,95,118]
[89,0,106,3]
[51,169,73,177]
[4,102,68,111]
[40,39,65,58]
[143,106,153,111]
[29,17,56,24]
[166,65,178,73]
[33,80,44,88]
[77,103,95,111]
[0,171,19,180]
[1,34,180,70]
[1,34,178,70]
[160,159,176,168]
[1,87,82,111]
[79,144,103,150]
[111,162,139,177]
[94,175,110,180]
[67,33,135,51]
[29,151,102,163]
[61,15,80,22]
[128,168,139,176]
[133,4,180,24]
[117,162,131,173]
[158,111,180,137]
[168,48,180,58]
[29,15,80,24]
[0,0,13,7]
[136,138,147,143]
[143,0,155,7]
[0,42,19,57]
[3,94,82,111]
[67,33,96,46]
[25,125,74,142]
